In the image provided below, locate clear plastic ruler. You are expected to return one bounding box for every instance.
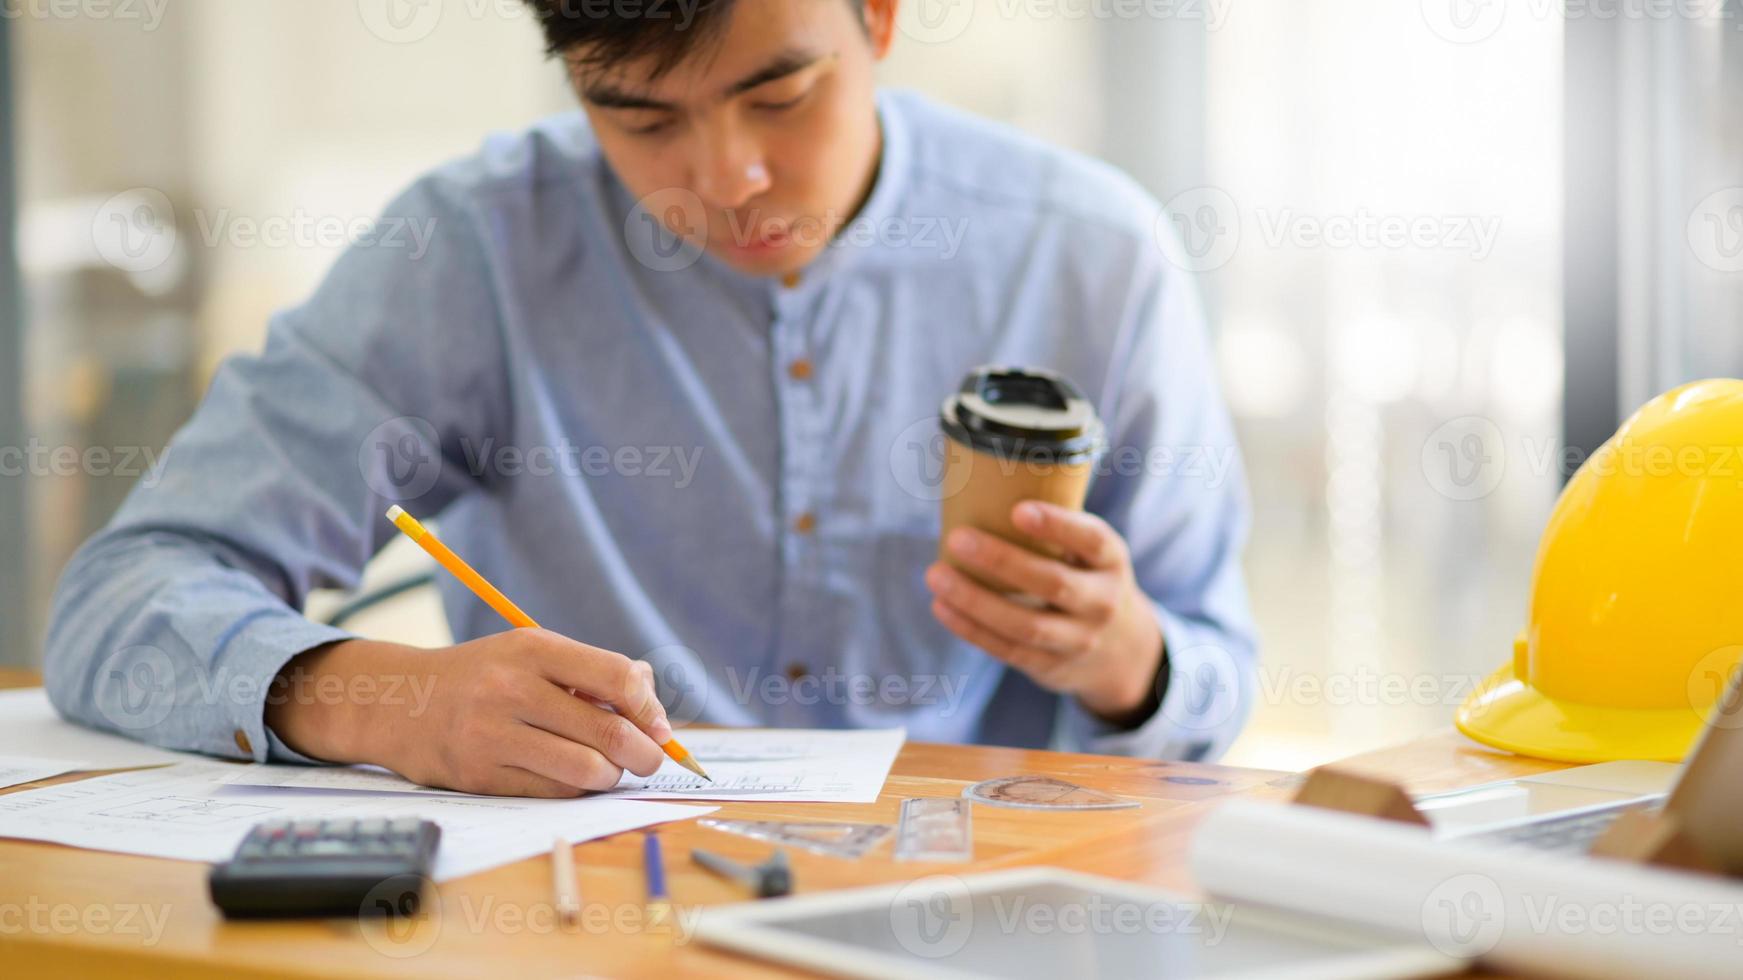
[963,775,1140,811]
[698,818,893,859]
[894,797,973,862]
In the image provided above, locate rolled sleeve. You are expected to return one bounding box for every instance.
[44,531,357,763]
[232,615,358,764]
[207,612,357,764]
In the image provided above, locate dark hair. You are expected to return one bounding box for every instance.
[521,0,863,79]
[520,0,736,78]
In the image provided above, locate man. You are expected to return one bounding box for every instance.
[45,0,1257,796]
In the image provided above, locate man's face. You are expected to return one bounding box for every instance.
[571,0,896,279]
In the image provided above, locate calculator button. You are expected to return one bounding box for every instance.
[211,820,439,918]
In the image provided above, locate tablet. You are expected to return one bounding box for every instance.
[1413,761,1678,838]
[694,867,1462,980]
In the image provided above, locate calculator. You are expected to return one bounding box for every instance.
[208,818,441,919]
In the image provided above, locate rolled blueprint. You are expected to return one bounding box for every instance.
[1190,799,1743,980]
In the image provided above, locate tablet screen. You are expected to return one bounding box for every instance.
[698,868,1458,980]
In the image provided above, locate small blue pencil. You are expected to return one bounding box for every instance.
[644,832,671,926]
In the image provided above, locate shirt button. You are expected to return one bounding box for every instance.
[233,729,254,756]
[787,358,814,381]
[794,512,817,534]
[785,663,810,682]
[781,271,801,289]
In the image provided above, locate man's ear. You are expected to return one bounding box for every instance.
[862,0,899,59]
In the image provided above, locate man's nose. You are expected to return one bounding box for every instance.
[691,128,771,210]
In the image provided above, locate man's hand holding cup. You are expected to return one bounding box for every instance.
[922,367,1166,726]
[926,501,1165,723]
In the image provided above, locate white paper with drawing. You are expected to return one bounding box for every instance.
[0,754,92,790]
[222,764,473,797]
[607,727,907,803]
[0,761,713,881]
[223,728,908,803]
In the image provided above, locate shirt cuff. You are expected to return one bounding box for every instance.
[1054,602,1251,762]
[212,612,355,764]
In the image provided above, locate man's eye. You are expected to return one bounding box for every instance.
[614,111,675,136]
[753,89,810,113]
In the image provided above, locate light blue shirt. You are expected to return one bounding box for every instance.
[45,90,1257,766]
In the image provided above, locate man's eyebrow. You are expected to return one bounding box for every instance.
[580,49,824,111]
[721,49,823,98]
[582,85,675,112]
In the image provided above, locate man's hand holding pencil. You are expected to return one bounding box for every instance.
[263,508,708,798]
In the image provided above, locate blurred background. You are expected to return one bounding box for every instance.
[2,0,1739,770]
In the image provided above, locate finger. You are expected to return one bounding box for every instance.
[505,724,626,793]
[925,563,1092,655]
[1010,502,1125,570]
[419,760,585,799]
[522,631,673,742]
[942,528,1117,618]
[523,682,665,777]
[931,599,1067,689]
[488,766,588,799]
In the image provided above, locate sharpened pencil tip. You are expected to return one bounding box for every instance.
[673,752,712,782]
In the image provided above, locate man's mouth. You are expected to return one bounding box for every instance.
[724,222,793,255]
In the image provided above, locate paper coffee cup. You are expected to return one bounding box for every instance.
[938,367,1106,592]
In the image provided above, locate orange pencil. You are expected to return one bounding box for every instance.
[385,505,710,781]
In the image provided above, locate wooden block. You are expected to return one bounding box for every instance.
[1590,809,1723,876]
[1291,767,1430,826]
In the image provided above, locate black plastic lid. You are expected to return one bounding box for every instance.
[939,366,1105,463]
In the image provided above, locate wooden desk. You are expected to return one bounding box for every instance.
[0,672,1561,978]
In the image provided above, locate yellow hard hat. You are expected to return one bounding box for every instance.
[1457,379,1743,763]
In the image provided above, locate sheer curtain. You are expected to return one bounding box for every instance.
[1615,6,1743,400]
[1101,4,1565,769]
